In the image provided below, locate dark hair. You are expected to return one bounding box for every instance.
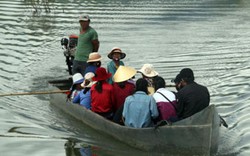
[179,68,195,83]
[135,78,148,94]
[172,74,181,84]
[83,87,91,94]
[95,61,101,67]
[117,81,126,89]
[153,76,166,91]
[95,81,103,93]
[88,61,101,67]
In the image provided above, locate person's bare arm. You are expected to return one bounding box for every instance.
[92,39,99,52]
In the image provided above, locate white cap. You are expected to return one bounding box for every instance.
[79,15,90,22]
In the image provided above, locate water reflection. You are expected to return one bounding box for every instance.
[65,140,97,156]
[1,0,250,155]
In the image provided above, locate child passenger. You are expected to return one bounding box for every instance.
[72,72,96,109]
[107,47,126,84]
[67,73,84,100]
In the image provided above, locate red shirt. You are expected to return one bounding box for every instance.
[91,82,115,113]
[113,81,135,111]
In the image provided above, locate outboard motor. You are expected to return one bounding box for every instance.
[61,34,78,75]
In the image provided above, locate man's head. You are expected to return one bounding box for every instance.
[79,15,90,29]
[79,15,90,22]
[179,68,194,83]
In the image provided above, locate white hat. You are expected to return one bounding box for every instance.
[79,15,90,22]
[81,72,96,88]
[72,73,84,84]
[113,66,136,83]
[137,64,158,78]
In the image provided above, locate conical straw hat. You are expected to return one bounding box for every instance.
[113,66,136,83]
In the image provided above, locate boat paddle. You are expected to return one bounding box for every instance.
[166,84,176,88]
[0,84,175,97]
[0,90,69,97]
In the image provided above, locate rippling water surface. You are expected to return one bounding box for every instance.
[0,0,250,155]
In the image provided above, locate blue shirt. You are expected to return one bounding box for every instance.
[122,91,159,128]
[84,65,98,75]
[72,89,91,109]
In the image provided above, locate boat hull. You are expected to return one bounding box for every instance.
[49,83,220,155]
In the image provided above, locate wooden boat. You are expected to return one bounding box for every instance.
[49,79,221,155]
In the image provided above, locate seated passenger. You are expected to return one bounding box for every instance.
[152,76,177,121]
[171,73,182,92]
[90,67,115,120]
[112,66,136,125]
[112,66,136,111]
[137,64,159,95]
[107,47,126,84]
[72,72,96,109]
[122,78,159,128]
[176,68,210,119]
[84,52,102,75]
[67,73,84,100]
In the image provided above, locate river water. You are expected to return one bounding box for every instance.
[0,0,250,155]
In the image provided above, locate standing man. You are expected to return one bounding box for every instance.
[176,68,210,119]
[72,15,99,76]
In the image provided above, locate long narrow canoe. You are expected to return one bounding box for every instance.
[49,79,220,155]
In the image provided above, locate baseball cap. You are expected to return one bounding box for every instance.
[79,15,90,22]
